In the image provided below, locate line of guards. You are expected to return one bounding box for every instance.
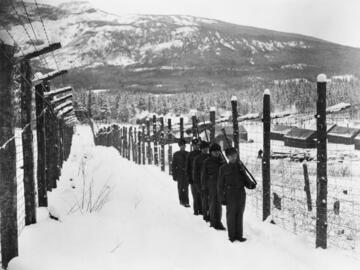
[172,138,256,242]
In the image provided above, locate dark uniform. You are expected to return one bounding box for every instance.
[193,152,210,221]
[172,149,190,205]
[218,162,255,241]
[201,155,225,228]
[186,149,202,214]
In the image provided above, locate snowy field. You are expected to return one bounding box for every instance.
[7,125,360,269]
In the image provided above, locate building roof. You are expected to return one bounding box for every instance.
[215,125,247,135]
[271,124,293,134]
[328,125,360,138]
[284,127,316,140]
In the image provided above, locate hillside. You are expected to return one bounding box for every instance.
[2,1,360,91]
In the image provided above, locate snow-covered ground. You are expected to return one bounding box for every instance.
[8,125,360,270]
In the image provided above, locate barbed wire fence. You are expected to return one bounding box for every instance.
[0,2,78,267]
[92,76,359,257]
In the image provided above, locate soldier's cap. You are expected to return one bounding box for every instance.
[225,147,237,156]
[178,138,187,146]
[191,138,199,145]
[199,141,210,149]
[209,143,221,152]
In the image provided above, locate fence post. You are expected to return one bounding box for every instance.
[141,124,146,165]
[303,161,312,211]
[191,115,198,139]
[160,117,165,171]
[138,130,142,164]
[0,43,18,269]
[133,127,137,163]
[54,117,61,182]
[124,127,128,159]
[180,117,184,139]
[153,115,159,166]
[35,83,48,207]
[44,80,57,190]
[262,89,271,221]
[210,107,216,142]
[316,74,328,249]
[20,60,36,225]
[128,127,134,161]
[168,118,173,175]
[146,119,152,164]
[231,96,239,153]
[122,127,126,157]
[119,127,123,155]
[58,119,64,168]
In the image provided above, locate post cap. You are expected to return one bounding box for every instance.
[264,89,271,95]
[210,106,216,112]
[317,74,327,83]
[231,96,237,101]
[190,109,197,116]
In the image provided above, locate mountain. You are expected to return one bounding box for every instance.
[2,1,360,92]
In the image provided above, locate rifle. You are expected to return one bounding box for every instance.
[202,116,228,164]
[202,115,209,142]
[221,128,257,186]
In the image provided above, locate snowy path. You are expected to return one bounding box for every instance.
[9,126,360,270]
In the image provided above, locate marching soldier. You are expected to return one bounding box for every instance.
[218,147,256,242]
[201,143,226,230]
[192,141,210,221]
[172,139,190,207]
[186,138,202,215]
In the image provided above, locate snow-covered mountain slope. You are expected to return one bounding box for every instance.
[1,1,360,90]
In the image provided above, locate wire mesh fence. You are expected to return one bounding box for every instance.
[92,88,360,257]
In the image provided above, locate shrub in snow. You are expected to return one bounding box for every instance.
[68,155,113,214]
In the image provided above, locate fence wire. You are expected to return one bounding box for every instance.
[93,104,360,257]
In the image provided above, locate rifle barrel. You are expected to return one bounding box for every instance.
[221,127,257,185]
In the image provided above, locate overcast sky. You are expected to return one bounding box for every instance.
[39,0,360,48]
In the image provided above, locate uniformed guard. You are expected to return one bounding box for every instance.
[186,138,202,215]
[218,147,256,242]
[172,138,190,207]
[192,141,210,221]
[201,143,226,230]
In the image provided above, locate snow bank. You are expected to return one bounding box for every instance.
[9,125,360,270]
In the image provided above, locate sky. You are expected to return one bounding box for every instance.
[39,0,360,48]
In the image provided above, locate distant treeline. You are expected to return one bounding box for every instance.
[73,79,360,123]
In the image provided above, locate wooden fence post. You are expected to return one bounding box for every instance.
[180,117,184,139]
[153,115,159,166]
[35,83,47,207]
[54,117,61,182]
[122,127,125,157]
[303,161,312,211]
[210,107,216,142]
[191,115,198,139]
[168,118,173,175]
[133,127,137,163]
[44,80,56,190]
[128,127,132,161]
[146,119,152,164]
[160,117,165,171]
[231,96,239,153]
[124,127,127,159]
[316,74,328,249]
[141,124,146,165]
[0,43,18,269]
[119,127,123,155]
[262,89,271,221]
[58,119,64,168]
[20,60,36,225]
[138,130,142,164]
